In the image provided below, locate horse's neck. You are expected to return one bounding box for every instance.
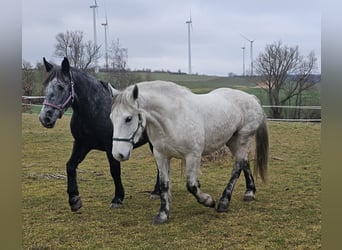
[139,83,188,109]
[140,90,174,114]
[72,75,87,103]
[139,85,186,136]
[72,73,109,116]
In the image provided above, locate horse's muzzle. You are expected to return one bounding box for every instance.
[112,143,132,161]
[39,115,56,128]
[39,109,58,128]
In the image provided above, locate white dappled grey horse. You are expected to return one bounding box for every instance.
[109,81,268,224]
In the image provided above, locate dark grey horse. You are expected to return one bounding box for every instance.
[39,57,159,212]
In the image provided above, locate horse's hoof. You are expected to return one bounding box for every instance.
[152,212,168,225]
[150,190,160,200]
[110,202,122,209]
[243,190,255,202]
[207,198,216,208]
[203,198,216,208]
[199,193,216,208]
[150,194,160,200]
[69,196,82,212]
[110,197,123,208]
[216,199,229,213]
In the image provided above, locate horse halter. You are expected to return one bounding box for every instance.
[43,77,75,118]
[112,113,144,145]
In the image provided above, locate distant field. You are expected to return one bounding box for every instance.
[98,72,262,94]
[31,70,320,101]
[28,70,320,120]
[22,113,321,249]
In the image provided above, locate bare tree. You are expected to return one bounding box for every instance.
[54,30,101,70]
[109,38,128,71]
[35,61,48,96]
[255,41,318,118]
[82,40,101,69]
[108,39,141,88]
[22,60,34,96]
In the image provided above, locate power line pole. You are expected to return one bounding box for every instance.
[250,40,254,76]
[90,0,99,73]
[186,17,192,75]
[240,34,255,76]
[101,18,109,70]
[241,46,246,76]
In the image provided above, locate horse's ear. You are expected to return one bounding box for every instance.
[61,57,70,77]
[132,85,139,100]
[108,83,118,97]
[43,57,53,72]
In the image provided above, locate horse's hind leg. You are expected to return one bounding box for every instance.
[186,155,216,208]
[217,160,242,212]
[106,152,125,208]
[221,159,256,203]
[217,133,256,212]
[66,141,90,212]
[242,160,256,201]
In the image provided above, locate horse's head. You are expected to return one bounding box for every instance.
[39,57,74,128]
[109,85,145,161]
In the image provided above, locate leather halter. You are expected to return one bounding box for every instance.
[112,113,144,145]
[43,77,75,118]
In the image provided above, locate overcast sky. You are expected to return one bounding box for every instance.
[22,0,321,76]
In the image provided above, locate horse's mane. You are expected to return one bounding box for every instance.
[112,87,138,111]
[112,81,191,111]
[43,66,109,92]
[43,66,81,87]
[43,67,64,87]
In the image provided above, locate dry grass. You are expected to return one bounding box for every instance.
[22,113,321,249]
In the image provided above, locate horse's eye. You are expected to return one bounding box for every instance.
[125,116,132,123]
[57,84,65,91]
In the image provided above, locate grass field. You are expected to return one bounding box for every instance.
[30,70,320,103]
[22,113,321,249]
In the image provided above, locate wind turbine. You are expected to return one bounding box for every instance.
[185,15,193,75]
[241,46,246,76]
[90,0,99,72]
[101,14,109,70]
[241,34,255,76]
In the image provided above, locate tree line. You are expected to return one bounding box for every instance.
[22,30,319,119]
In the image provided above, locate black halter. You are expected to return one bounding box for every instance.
[112,113,144,145]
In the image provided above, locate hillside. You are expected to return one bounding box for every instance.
[28,70,320,109]
[96,71,262,94]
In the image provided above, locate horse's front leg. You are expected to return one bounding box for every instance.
[152,150,171,225]
[148,142,160,199]
[186,155,216,208]
[106,152,125,208]
[66,141,90,212]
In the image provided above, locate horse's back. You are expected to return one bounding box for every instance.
[193,88,262,120]
[190,88,264,154]
[210,88,263,119]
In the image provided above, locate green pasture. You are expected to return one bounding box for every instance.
[28,70,320,122]
[22,113,321,249]
[29,70,320,101]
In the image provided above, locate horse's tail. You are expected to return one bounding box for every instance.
[254,115,269,183]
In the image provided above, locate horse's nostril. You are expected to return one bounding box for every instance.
[44,117,51,124]
[119,153,124,160]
